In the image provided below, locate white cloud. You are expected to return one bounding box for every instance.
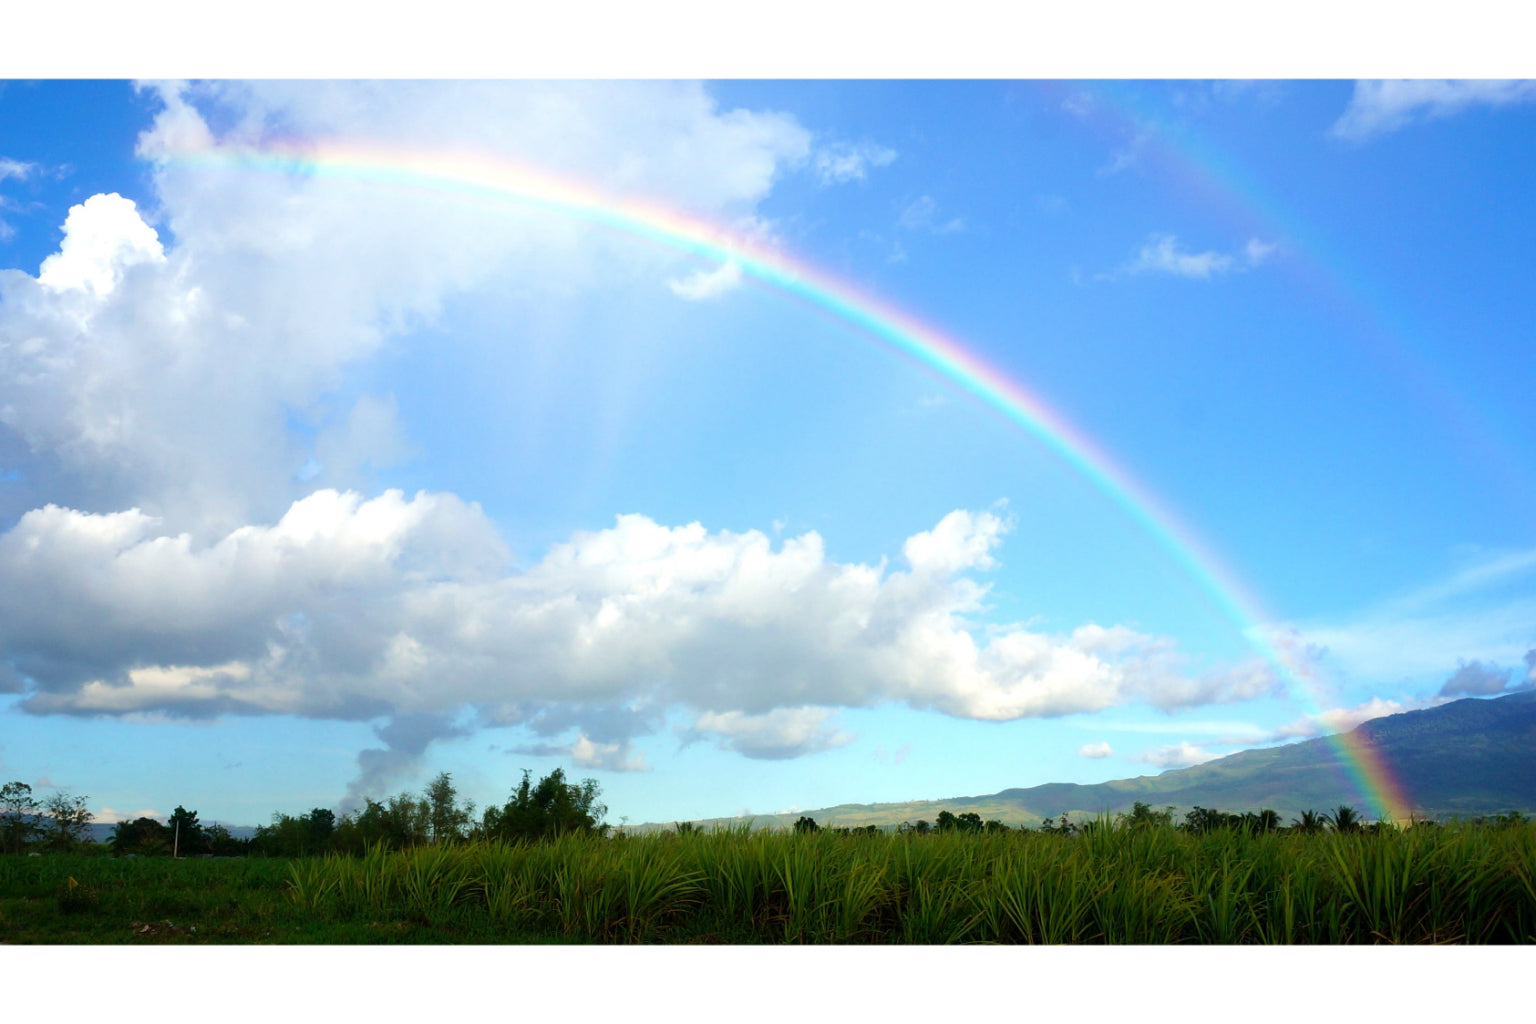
[902,508,1005,575]
[693,707,854,760]
[898,195,964,234]
[94,806,165,825]
[1113,233,1280,281]
[0,82,815,538]
[667,259,742,301]
[1271,695,1443,740]
[813,140,896,184]
[1243,238,1278,266]
[37,193,165,297]
[1332,80,1536,140]
[1078,741,1113,758]
[2,500,1277,769]
[0,158,37,182]
[570,734,648,772]
[1136,741,1218,769]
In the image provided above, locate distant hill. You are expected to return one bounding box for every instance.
[81,822,259,845]
[635,690,1536,832]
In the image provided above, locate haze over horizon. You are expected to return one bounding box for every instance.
[2,77,1534,829]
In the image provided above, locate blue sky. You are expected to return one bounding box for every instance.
[1,78,1533,829]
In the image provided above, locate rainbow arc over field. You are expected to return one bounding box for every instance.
[166,139,1413,821]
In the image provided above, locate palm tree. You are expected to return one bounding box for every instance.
[1254,808,1282,833]
[1323,805,1361,833]
[1291,809,1324,834]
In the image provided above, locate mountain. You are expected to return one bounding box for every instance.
[640,690,1536,831]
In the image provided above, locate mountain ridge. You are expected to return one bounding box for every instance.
[633,689,1536,832]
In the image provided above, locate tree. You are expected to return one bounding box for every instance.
[39,791,94,852]
[306,807,336,847]
[480,768,608,843]
[1,781,40,854]
[793,816,820,834]
[204,823,248,856]
[1291,809,1325,834]
[1039,814,1075,835]
[424,772,472,845]
[1250,809,1282,834]
[1119,802,1174,831]
[167,806,207,856]
[110,816,171,856]
[1180,806,1239,834]
[1323,805,1362,834]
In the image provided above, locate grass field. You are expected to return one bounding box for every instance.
[4,822,1534,944]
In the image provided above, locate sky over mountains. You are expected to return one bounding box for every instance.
[1,76,1533,826]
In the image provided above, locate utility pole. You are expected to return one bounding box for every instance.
[173,818,180,859]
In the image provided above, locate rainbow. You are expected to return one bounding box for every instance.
[163,136,1414,820]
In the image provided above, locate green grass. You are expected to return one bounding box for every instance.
[4,822,1534,944]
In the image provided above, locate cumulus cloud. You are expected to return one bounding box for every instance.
[1332,80,1536,140]
[1438,659,1515,697]
[37,193,165,296]
[812,140,896,184]
[0,495,1278,795]
[1078,742,1113,759]
[1136,741,1218,769]
[0,81,812,535]
[1110,234,1278,281]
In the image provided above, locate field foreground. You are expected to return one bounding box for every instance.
[3,824,1535,944]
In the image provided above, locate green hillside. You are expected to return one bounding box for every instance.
[640,690,1536,832]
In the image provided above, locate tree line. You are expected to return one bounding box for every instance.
[771,802,1531,837]
[0,768,608,857]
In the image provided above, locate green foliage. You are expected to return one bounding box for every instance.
[166,806,207,856]
[477,769,608,844]
[38,791,94,852]
[1,781,41,854]
[1292,809,1325,834]
[55,874,100,914]
[424,773,472,845]
[111,817,172,856]
[1324,805,1363,834]
[6,821,1536,944]
[793,816,819,834]
[1119,802,1175,831]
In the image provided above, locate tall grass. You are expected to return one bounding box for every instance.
[270,819,1536,943]
[8,820,1532,943]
